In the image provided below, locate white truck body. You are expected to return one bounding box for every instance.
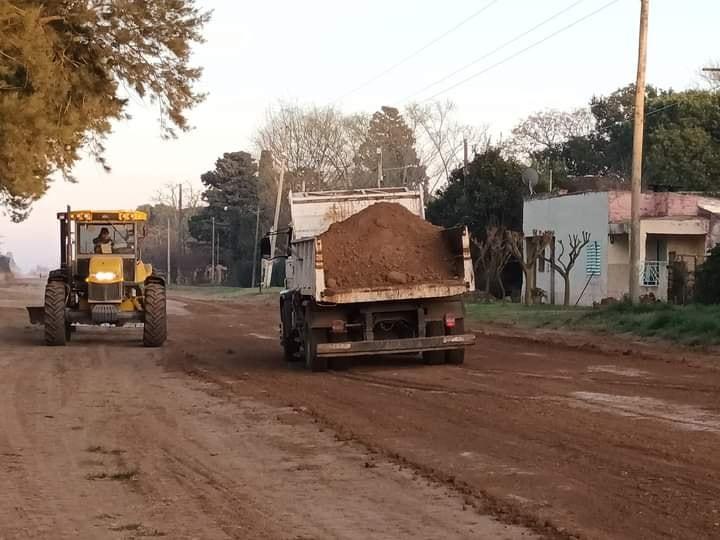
[286,188,475,304]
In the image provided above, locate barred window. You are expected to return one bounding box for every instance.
[586,241,601,277]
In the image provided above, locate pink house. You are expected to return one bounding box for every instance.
[524,191,720,304]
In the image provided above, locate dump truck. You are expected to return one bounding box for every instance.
[262,187,475,371]
[27,208,167,347]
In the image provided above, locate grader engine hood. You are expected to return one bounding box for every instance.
[86,256,124,303]
[86,256,124,284]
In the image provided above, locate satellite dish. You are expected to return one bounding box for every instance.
[522,168,540,196]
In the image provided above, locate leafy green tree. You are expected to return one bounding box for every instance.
[189,152,266,286]
[0,0,210,220]
[535,85,720,192]
[426,147,524,239]
[643,91,720,190]
[355,106,427,190]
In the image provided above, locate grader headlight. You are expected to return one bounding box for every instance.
[90,271,118,282]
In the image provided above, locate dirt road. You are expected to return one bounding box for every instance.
[2,281,720,539]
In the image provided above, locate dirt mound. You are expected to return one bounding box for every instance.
[320,202,459,290]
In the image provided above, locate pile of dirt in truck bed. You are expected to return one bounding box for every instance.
[320,202,459,290]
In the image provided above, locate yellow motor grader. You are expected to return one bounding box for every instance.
[27,209,167,346]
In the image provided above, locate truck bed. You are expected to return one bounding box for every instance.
[287,226,474,304]
[319,281,468,304]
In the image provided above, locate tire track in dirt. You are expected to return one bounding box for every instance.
[0,283,538,540]
[167,293,720,540]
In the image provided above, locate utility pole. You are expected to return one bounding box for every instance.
[251,200,261,288]
[177,183,182,284]
[166,218,171,286]
[463,137,469,196]
[216,230,221,283]
[211,216,215,285]
[463,138,468,174]
[628,0,650,304]
[264,160,285,289]
[376,147,383,188]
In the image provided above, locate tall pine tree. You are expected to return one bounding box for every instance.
[0,1,209,220]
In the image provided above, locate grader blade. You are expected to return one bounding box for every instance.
[27,306,45,325]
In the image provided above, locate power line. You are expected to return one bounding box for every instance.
[424,0,621,102]
[646,102,677,118]
[593,102,678,137]
[403,0,589,103]
[334,0,503,103]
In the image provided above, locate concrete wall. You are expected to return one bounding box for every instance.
[609,192,707,222]
[524,192,609,305]
[607,235,629,300]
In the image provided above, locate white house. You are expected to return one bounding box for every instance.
[523,191,720,305]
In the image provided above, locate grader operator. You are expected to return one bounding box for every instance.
[27,209,167,347]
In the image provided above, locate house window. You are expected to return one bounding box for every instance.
[642,261,660,287]
[538,248,546,272]
[586,241,601,277]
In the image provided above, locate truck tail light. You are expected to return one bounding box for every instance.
[331,319,346,334]
[444,314,456,329]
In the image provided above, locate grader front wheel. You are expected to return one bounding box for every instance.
[143,281,167,347]
[44,281,67,346]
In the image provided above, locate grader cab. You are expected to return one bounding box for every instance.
[27,209,167,347]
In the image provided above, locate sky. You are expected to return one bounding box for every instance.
[2,0,718,272]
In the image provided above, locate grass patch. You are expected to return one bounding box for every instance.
[466,301,720,347]
[169,285,281,300]
[108,523,166,536]
[85,445,125,456]
[109,523,141,532]
[86,467,139,481]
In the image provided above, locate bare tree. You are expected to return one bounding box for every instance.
[472,226,511,297]
[254,102,369,191]
[701,62,720,89]
[405,100,490,194]
[543,232,591,306]
[153,181,202,210]
[508,108,594,162]
[506,230,553,304]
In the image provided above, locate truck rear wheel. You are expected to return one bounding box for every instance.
[143,281,167,347]
[281,296,301,361]
[446,318,465,365]
[283,337,300,361]
[422,321,445,364]
[44,281,67,346]
[305,327,328,372]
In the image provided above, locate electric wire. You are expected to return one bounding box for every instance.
[334,0,503,103]
[423,0,621,102]
[402,0,590,104]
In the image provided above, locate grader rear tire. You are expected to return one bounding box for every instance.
[44,281,67,346]
[143,281,167,347]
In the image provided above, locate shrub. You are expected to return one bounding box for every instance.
[695,244,720,304]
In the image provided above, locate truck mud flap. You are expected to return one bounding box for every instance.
[26,306,44,325]
[316,334,476,358]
